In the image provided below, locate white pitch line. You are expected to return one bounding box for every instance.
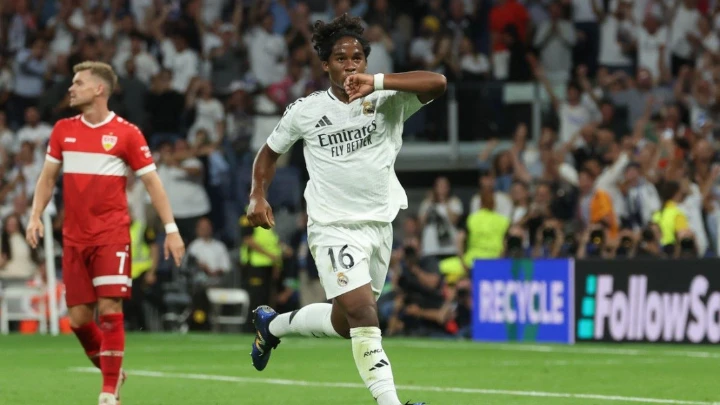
[494,358,668,367]
[8,340,720,360]
[68,367,720,405]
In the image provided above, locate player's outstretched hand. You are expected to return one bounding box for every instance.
[26,216,44,249]
[247,195,275,229]
[165,232,185,267]
[344,73,375,102]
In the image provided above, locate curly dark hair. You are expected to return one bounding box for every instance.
[311,13,371,62]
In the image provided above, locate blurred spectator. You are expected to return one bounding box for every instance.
[365,24,394,75]
[46,0,85,60]
[117,58,149,128]
[0,213,37,282]
[503,24,533,82]
[16,107,51,151]
[408,16,444,73]
[156,140,211,243]
[124,209,159,332]
[246,11,288,87]
[460,188,510,265]
[7,0,37,53]
[653,180,691,255]
[145,70,185,143]
[209,20,246,96]
[532,218,565,258]
[418,176,463,260]
[536,65,596,144]
[571,0,600,76]
[239,211,282,330]
[633,7,668,85]
[162,32,199,93]
[190,128,229,234]
[393,246,449,337]
[595,0,635,76]
[489,0,530,80]
[225,81,255,154]
[692,14,719,70]
[619,162,661,231]
[9,37,48,128]
[469,169,512,218]
[9,141,42,197]
[186,78,225,144]
[610,68,674,135]
[534,1,576,83]
[668,0,701,75]
[114,30,161,86]
[578,168,619,238]
[188,217,231,286]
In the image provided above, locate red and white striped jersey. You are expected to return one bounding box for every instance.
[46,112,155,247]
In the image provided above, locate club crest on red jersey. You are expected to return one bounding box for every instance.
[102,134,117,151]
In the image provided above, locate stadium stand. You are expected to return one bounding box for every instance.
[1,0,719,338]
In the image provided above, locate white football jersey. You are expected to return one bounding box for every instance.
[266,88,426,225]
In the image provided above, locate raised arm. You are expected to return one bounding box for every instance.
[344,71,447,104]
[376,71,447,104]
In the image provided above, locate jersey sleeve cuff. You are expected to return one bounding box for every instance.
[266,137,287,155]
[135,163,156,176]
[45,154,61,164]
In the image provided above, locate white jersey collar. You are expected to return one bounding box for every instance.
[81,111,116,129]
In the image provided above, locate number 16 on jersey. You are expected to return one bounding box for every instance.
[328,244,355,272]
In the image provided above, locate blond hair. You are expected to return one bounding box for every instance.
[73,61,118,96]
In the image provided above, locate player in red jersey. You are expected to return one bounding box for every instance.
[25,61,185,405]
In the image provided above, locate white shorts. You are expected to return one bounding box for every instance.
[307,221,393,301]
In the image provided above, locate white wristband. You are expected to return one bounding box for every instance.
[164,223,179,234]
[373,73,384,91]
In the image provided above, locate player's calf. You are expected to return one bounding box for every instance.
[337,286,403,405]
[69,304,103,369]
[97,298,126,397]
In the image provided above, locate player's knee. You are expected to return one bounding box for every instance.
[344,303,379,329]
[68,305,95,328]
[97,297,123,316]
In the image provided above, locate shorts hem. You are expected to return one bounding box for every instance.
[324,279,372,300]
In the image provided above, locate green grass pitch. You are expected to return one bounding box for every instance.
[1,334,719,405]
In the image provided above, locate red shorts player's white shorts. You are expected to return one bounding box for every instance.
[64,244,132,307]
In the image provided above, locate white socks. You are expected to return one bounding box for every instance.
[351,327,401,405]
[268,303,341,338]
[268,307,401,405]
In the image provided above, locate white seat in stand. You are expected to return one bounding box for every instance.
[0,285,47,335]
[206,288,250,331]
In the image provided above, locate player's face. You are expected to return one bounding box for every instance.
[323,37,367,91]
[68,70,104,109]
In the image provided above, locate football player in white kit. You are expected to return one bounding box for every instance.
[246,13,446,405]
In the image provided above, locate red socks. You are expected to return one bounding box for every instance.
[72,322,103,369]
[99,313,125,395]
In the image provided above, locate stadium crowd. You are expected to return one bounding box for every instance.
[1,0,720,338]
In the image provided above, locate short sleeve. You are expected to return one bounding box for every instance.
[266,101,303,154]
[126,126,156,176]
[384,91,427,123]
[46,122,64,163]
